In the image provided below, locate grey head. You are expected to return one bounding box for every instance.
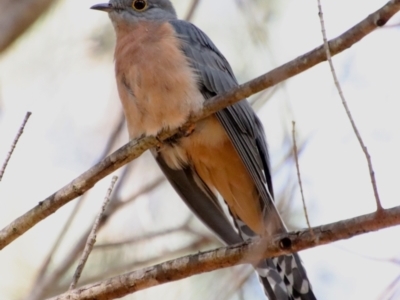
[91,0,177,23]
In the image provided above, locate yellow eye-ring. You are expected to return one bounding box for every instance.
[132,0,147,11]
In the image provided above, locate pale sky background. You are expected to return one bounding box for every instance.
[0,0,400,299]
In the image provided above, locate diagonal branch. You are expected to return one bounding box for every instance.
[1,0,399,251]
[49,205,400,300]
[0,112,31,181]
[184,0,201,22]
[0,0,57,53]
[25,176,165,300]
[69,176,118,290]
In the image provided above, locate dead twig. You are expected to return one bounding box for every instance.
[378,273,400,300]
[184,0,201,22]
[94,216,192,249]
[316,0,382,211]
[69,176,118,290]
[291,121,314,238]
[0,111,31,181]
[216,266,253,300]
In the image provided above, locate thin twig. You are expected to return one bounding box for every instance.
[249,85,278,111]
[378,273,400,300]
[0,111,31,181]
[32,196,86,285]
[217,266,253,300]
[273,134,309,173]
[94,218,191,249]
[184,0,201,22]
[291,122,314,238]
[1,0,399,251]
[111,176,166,208]
[49,205,400,300]
[99,111,126,159]
[234,0,270,46]
[29,111,126,291]
[334,244,400,265]
[25,175,164,300]
[316,0,382,211]
[69,176,118,290]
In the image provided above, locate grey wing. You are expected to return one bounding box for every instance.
[152,150,241,245]
[169,19,282,233]
[169,20,317,300]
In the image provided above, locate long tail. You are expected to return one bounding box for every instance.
[235,219,316,300]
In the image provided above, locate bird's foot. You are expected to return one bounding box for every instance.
[154,136,165,152]
[179,123,195,137]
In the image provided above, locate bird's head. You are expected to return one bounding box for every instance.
[91,0,177,24]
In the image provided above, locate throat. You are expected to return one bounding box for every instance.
[113,21,204,139]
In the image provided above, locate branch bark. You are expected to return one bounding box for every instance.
[25,177,165,300]
[49,206,400,300]
[1,0,399,251]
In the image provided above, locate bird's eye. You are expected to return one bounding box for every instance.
[132,0,147,11]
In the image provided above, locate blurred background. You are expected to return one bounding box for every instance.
[0,0,400,299]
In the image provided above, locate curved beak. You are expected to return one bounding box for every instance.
[90,3,113,12]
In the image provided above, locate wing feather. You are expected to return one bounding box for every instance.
[165,19,316,300]
[169,19,283,232]
[152,150,241,245]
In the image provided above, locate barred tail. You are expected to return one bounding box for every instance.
[235,219,316,300]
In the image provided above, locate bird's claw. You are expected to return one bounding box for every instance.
[179,123,195,137]
[155,136,163,152]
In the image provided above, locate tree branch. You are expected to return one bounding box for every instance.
[1,0,399,251]
[49,205,400,300]
[69,176,118,290]
[184,0,201,22]
[0,111,31,181]
[25,176,165,300]
[46,236,213,297]
[0,0,57,53]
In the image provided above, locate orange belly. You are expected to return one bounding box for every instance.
[179,116,264,234]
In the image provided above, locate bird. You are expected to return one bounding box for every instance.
[91,1,316,299]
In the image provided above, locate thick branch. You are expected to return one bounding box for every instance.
[49,206,400,300]
[1,0,399,250]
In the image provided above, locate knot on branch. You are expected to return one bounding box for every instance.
[279,237,292,250]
